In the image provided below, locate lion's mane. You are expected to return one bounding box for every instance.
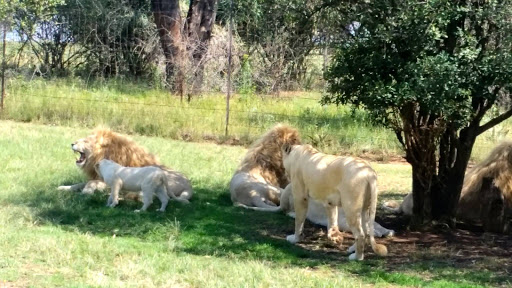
[83,128,160,180]
[459,141,512,216]
[236,124,301,188]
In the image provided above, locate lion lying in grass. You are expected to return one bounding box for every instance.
[383,141,512,230]
[282,144,388,261]
[96,159,189,212]
[232,124,394,238]
[245,184,395,237]
[58,128,193,202]
[229,124,301,208]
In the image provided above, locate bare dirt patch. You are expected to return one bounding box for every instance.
[274,213,512,277]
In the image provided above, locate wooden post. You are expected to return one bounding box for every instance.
[1,23,7,110]
[224,0,233,137]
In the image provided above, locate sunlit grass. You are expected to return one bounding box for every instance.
[3,77,509,162]
[0,120,508,287]
[2,77,399,157]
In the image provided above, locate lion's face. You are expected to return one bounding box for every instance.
[71,136,95,168]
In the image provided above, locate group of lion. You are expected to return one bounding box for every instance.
[58,124,512,260]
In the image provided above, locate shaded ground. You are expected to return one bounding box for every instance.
[261,212,512,284]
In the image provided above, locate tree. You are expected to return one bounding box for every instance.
[216,0,348,92]
[11,0,72,74]
[64,0,160,78]
[324,0,512,227]
[151,0,217,98]
[185,0,217,95]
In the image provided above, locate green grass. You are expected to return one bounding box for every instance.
[0,120,508,287]
[2,77,510,162]
[2,77,401,156]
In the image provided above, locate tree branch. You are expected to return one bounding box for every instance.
[477,107,512,135]
[394,129,406,149]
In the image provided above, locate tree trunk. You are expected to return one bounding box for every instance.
[151,0,185,94]
[408,142,437,227]
[401,104,437,227]
[430,127,476,226]
[185,0,217,96]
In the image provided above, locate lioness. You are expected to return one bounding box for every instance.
[96,159,189,212]
[282,144,388,261]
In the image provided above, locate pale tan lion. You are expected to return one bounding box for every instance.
[58,128,193,201]
[229,124,300,208]
[96,159,189,212]
[282,144,388,261]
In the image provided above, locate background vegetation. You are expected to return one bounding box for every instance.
[1,0,512,285]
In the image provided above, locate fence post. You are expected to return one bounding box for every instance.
[1,23,6,110]
[225,0,234,137]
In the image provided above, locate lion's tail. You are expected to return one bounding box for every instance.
[365,175,388,257]
[234,202,283,212]
[158,166,192,203]
[161,175,190,204]
[176,190,193,202]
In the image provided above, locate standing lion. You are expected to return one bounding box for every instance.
[232,124,395,237]
[58,128,193,202]
[229,124,301,208]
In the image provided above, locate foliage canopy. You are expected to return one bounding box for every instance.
[324,0,512,226]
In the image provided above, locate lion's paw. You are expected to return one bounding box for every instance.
[81,188,95,195]
[384,230,395,238]
[57,186,72,191]
[347,243,356,253]
[348,253,363,261]
[176,199,190,204]
[134,209,141,213]
[327,228,344,244]
[286,234,300,244]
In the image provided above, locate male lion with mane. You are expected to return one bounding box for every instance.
[383,141,512,232]
[282,144,388,261]
[58,128,193,202]
[229,124,300,208]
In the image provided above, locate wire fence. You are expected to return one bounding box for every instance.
[0,2,405,156]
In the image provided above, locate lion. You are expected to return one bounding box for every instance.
[243,184,395,238]
[96,159,189,212]
[58,128,193,202]
[282,144,388,261]
[383,141,512,229]
[229,124,300,209]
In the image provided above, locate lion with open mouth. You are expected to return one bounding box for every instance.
[58,128,193,202]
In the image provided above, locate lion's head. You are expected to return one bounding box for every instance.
[459,141,512,220]
[237,124,301,188]
[71,128,160,180]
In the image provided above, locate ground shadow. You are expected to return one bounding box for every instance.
[15,178,512,287]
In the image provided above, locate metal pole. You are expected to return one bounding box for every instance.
[225,0,233,137]
[1,23,7,110]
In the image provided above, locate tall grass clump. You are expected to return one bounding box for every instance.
[2,77,402,156]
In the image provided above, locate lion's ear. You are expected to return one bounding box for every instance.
[283,143,292,155]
